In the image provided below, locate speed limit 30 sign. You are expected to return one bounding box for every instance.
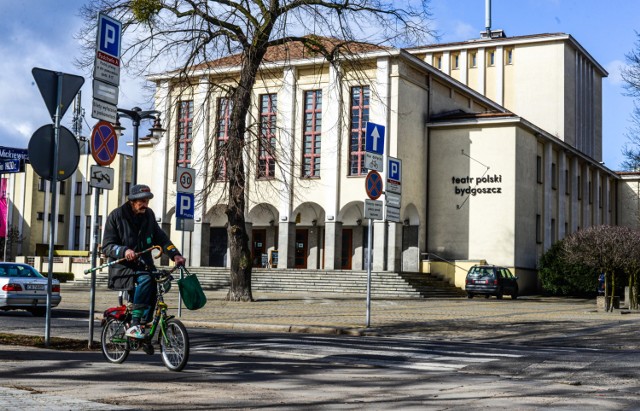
[177,166,195,194]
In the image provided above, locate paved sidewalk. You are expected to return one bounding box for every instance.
[6,284,640,348]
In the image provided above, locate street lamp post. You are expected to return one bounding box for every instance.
[115,107,165,186]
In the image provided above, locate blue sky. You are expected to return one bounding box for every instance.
[1,0,638,169]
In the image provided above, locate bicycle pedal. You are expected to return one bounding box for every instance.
[142,342,154,355]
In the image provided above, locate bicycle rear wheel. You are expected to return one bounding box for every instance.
[159,318,189,371]
[101,318,130,364]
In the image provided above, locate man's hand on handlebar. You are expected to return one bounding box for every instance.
[173,255,186,267]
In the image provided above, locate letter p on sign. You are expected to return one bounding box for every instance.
[176,193,195,219]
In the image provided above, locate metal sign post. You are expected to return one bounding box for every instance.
[365,220,374,328]
[88,190,100,348]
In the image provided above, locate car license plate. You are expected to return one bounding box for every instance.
[25,284,45,290]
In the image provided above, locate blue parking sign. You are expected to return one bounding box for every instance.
[97,13,122,58]
[388,158,402,182]
[176,192,195,219]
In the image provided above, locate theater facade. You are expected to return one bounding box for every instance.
[136,31,623,293]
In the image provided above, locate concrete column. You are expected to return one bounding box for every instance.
[323,65,342,231]
[571,156,580,232]
[386,222,402,272]
[592,170,599,225]
[582,163,590,228]
[353,224,364,270]
[277,221,296,269]
[323,221,342,269]
[557,151,567,240]
[495,45,504,106]
[307,225,321,269]
[441,51,451,75]
[372,220,386,271]
[477,47,486,95]
[543,142,552,251]
[190,76,210,267]
[460,49,468,84]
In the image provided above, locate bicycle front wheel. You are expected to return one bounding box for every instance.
[159,318,189,372]
[101,318,130,364]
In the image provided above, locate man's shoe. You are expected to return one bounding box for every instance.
[142,342,154,355]
[124,325,145,339]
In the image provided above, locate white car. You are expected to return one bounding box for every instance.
[0,263,61,316]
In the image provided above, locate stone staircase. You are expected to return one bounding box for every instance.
[72,267,465,298]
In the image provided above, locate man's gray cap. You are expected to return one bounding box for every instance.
[128,184,154,200]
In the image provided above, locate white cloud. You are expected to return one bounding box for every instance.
[604,59,627,86]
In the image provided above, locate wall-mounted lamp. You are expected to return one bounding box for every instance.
[312,219,317,226]
[196,217,202,222]
[156,217,162,223]
[327,215,334,221]
[356,219,362,226]
[403,219,410,226]
[280,216,288,222]
[269,219,275,226]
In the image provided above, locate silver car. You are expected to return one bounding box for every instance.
[0,263,61,316]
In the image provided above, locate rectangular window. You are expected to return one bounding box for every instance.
[551,163,557,190]
[435,55,442,69]
[349,86,370,176]
[302,90,322,178]
[58,214,64,223]
[74,216,81,249]
[59,181,66,195]
[470,52,477,68]
[38,178,46,192]
[75,182,83,196]
[599,185,603,208]
[258,93,277,179]
[488,51,495,66]
[551,218,556,243]
[536,214,542,244]
[125,182,131,199]
[176,100,194,169]
[506,49,513,64]
[565,169,570,195]
[37,212,44,221]
[215,97,232,180]
[452,54,459,69]
[536,156,543,183]
[589,181,593,204]
[578,175,582,200]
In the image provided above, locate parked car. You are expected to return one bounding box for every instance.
[0,262,61,316]
[465,265,518,300]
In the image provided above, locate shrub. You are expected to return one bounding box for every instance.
[538,240,596,296]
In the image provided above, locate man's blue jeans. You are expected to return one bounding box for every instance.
[132,272,156,323]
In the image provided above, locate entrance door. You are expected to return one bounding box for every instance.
[252,229,266,268]
[341,229,353,269]
[295,229,308,268]
[209,227,228,267]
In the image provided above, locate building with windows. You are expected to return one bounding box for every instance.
[2,147,131,259]
[134,31,626,292]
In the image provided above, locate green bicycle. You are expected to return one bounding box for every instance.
[100,268,190,372]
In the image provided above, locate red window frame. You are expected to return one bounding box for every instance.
[215,97,232,180]
[176,100,193,169]
[258,93,277,179]
[302,90,322,178]
[349,86,370,176]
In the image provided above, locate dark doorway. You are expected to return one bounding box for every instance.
[209,227,228,267]
[341,228,353,269]
[252,229,266,268]
[295,229,308,268]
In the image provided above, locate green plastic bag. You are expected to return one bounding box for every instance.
[177,269,207,310]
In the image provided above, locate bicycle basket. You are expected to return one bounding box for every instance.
[177,268,207,310]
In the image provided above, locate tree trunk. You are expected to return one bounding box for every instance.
[224,42,272,302]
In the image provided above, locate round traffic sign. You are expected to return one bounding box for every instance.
[179,171,193,191]
[28,124,80,181]
[91,121,118,166]
[365,170,383,200]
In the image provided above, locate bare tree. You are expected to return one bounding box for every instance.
[621,32,640,170]
[563,226,629,311]
[77,0,434,301]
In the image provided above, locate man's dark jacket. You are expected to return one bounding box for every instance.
[102,202,181,291]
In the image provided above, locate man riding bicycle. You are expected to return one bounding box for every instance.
[102,184,186,339]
